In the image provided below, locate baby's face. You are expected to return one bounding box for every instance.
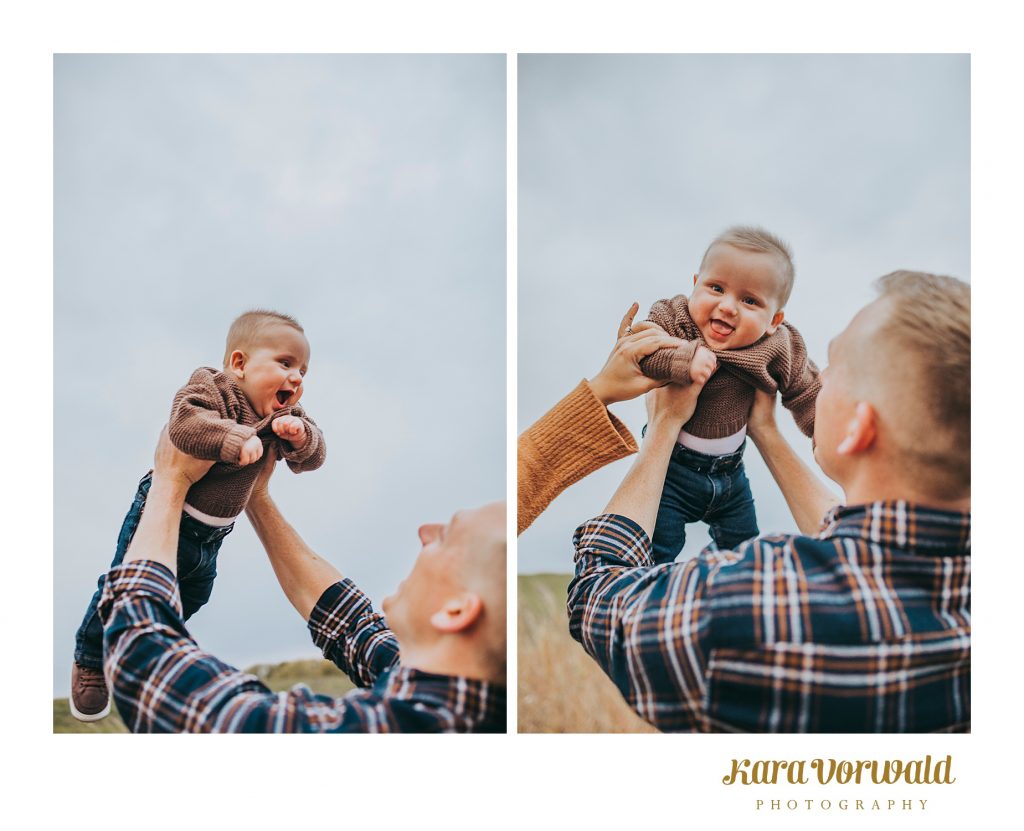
[233,324,310,417]
[688,243,786,350]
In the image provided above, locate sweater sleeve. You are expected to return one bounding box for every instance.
[637,298,699,385]
[517,380,637,535]
[776,324,821,438]
[276,409,327,473]
[168,370,255,463]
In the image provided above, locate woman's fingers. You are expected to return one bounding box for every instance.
[617,302,640,339]
[625,331,684,361]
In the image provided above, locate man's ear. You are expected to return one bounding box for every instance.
[836,401,877,455]
[766,309,785,334]
[692,273,699,287]
[429,593,483,634]
[228,350,247,380]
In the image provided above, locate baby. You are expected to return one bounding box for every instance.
[70,309,326,721]
[639,226,819,564]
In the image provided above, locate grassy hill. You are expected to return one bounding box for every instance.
[518,573,655,733]
[53,658,355,733]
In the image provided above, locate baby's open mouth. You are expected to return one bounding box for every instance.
[709,319,735,337]
[276,390,292,406]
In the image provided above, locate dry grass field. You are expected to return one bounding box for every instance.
[518,573,656,734]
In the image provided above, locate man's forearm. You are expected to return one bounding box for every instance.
[245,492,344,620]
[750,427,840,535]
[123,475,189,572]
[602,416,679,538]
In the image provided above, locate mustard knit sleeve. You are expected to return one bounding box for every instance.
[517,380,638,535]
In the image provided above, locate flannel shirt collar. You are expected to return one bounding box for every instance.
[377,665,507,731]
[819,501,970,557]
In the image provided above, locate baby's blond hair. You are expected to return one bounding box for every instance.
[699,225,795,307]
[223,310,304,367]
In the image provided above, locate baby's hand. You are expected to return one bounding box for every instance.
[239,434,265,466]
[689,345,718,385]
[272,415,308,448]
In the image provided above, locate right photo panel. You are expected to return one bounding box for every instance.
[517,54,970,733]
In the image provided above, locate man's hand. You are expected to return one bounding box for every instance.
[645,377,707,431]
[249,445,279,500]
[746,388,779,442]
[239,434,265,466]
[154,426,215,488]
[688,345,718,385]
[124,427,212,570]
[272,415,308,448]
[589,303,687,405]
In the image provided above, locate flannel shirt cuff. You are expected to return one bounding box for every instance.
[97,560,182,626]
[573,513,655,569]
[307,579,373,650]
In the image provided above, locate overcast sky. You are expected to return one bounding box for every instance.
[54,54,505,696]
[517,54,969,574]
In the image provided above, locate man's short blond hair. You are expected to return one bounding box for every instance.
[874,270,970,498]
[223,309,304,367]
[699,225,796,307]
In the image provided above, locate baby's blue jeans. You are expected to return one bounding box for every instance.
[651,440,759,565]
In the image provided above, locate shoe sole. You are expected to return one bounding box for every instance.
[69,697,111,723]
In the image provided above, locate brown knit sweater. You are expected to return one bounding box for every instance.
[167,367,327,518]
[639,295,821,439]
[518,380,637,535]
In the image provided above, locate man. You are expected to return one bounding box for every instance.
[97,435,506,732]
[568,271,970,732]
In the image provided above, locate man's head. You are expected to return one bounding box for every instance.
[223,310,310,418]
[689,226,795,351]
[382,501,507,683]
[813,270,970,504]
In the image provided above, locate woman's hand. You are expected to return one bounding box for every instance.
[588,303,686,405]
[746,388,780,443]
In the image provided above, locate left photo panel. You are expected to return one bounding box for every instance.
[54,54,507,733]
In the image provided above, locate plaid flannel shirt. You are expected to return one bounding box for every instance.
[568,502,970,733]
[99,562,505,733]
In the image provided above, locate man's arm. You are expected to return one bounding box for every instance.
[747,390,840,535]
[566,379,716,732]
[103,431,354,732]
[245,464,399,685]
[602,379,707,536]
[566,516,714,732]
[245,484,343,620]
[100,560,380,732]
[123,428,213,571]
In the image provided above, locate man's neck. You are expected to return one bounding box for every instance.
[397,639,504,685]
